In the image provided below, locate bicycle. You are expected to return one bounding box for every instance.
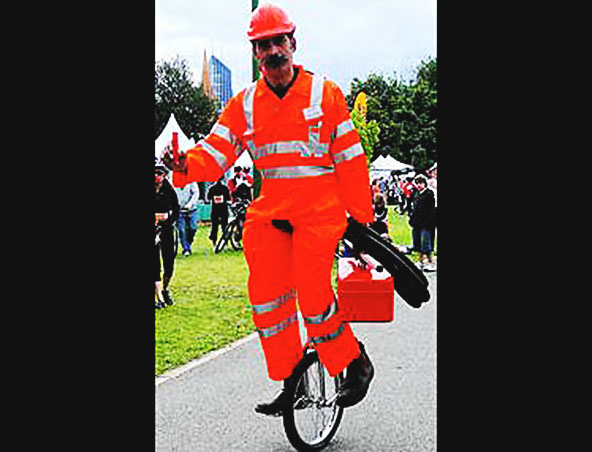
[214,200,249,253]
[279,218,430,451]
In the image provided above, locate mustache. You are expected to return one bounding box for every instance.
[262,53,288,68]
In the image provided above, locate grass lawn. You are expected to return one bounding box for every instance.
[155,225,253,375]
[155,207,431,376]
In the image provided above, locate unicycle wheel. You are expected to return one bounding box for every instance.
[283,350,344,451]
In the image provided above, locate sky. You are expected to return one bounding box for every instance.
[155,0,437,97]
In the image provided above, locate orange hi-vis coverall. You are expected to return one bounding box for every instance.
[173,65,375,381]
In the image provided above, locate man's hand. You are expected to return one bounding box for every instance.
[161,149,187,173]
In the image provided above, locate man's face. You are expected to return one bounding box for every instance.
[252,34,294,70]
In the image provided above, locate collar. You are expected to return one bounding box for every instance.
[259,64,310,99]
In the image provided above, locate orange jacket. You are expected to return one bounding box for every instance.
[174,65,374,223]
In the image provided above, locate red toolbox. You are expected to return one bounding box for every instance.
[337,258,395,322]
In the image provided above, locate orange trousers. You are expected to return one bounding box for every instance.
[242,208,361,381]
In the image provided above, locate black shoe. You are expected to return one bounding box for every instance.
[336,341,374,408]
[155,300,166,309]
[255,390,288,417]
[255,376,307,417]
[162,289,174,306]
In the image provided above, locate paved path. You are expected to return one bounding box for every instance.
[156,272,436,451]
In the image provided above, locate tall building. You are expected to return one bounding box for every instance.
[208,55,233,110]
[201,50,215,100]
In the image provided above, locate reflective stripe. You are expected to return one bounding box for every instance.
[252,289,296,315]
[260,166,334,179]
[302,75,325,120]
[258,312,298,339]
[310,324,345,345]
[303,299,338,325]
[335,119,355,139]
[243,82,257,135]
[211,123,238,147]
[251,140,329,160]
[200,140,230,171]
[332,142,364,164]
[253,141,309,159]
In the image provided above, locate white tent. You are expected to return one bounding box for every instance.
[371,155,413,173]
[154,113,196,158]
[232,149,253,170]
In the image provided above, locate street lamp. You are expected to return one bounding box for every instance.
[252,0,259,81]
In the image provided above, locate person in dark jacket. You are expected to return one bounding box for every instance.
[409,174,436,272]
[155,159,180,308]
[207,177,231,247]
[370,193,388,238]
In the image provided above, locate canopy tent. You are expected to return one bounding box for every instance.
[370,155,414,176]
[231,149,254,170]
[154,113,196,158]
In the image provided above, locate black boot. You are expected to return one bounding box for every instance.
[162,289,174,306]
[336,341,374,408]
[255,374,306,417]
[254,389,289,417]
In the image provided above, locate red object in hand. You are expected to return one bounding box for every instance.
[337,258,395,323]
[172,132,179,162]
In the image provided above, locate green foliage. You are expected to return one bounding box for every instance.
[346,58,437,173]
[351,108,380,165]
[155,57,219,142]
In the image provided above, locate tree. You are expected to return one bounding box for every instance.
[351,108,380,165]
[345,58,437,173]
[155,57,219,143]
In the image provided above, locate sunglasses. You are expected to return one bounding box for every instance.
[155,170,166,176]
[253,34,288,51]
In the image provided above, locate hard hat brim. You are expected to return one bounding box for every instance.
[247,25,296,41]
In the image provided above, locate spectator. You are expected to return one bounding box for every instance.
[175,181,200,256]
[409,174,436,272]
[233,179,253,204]
[371,179,381,196]
[370,193,388,238]
[228,166,242,198]
[427,166,437,253]
[207,176,231,248]
[378,177,387,194]
[155,158,180,308]
[401,176,417,214]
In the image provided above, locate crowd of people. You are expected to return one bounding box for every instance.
[369,165,437,272]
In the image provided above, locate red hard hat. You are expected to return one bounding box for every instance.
[247,4,296,40]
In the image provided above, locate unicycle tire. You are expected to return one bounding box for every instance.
[343,218,430,308]
[283,350,345,451]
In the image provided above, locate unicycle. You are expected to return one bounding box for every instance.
[282,344,345,451]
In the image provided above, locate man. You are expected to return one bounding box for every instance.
[155,158,179,308]
[206,177,231,248]
[175,181,200,256]
[164,3,374,415]
[409,174,436,272]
